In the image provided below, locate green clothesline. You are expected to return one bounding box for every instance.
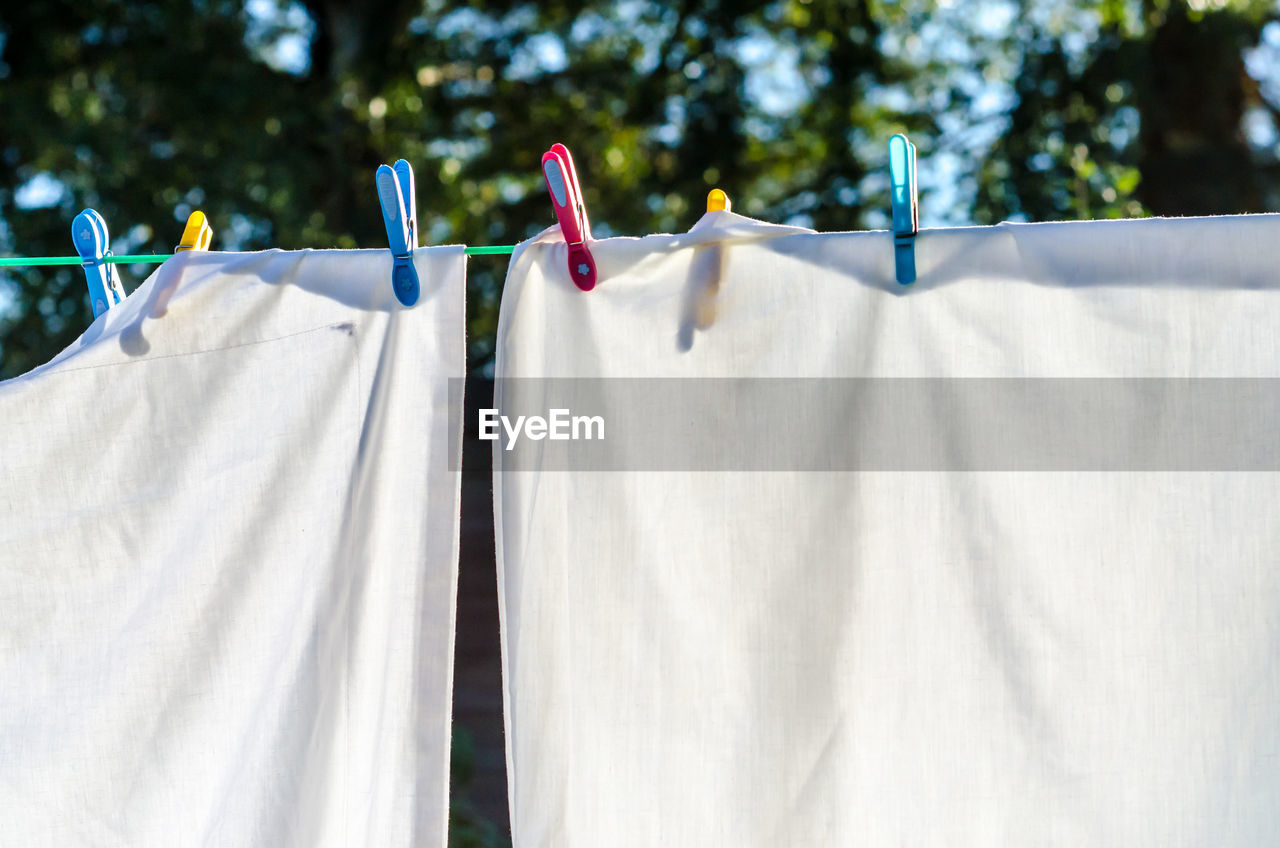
[0,244,518,268]
[464,245,517,255]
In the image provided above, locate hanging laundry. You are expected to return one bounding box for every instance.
[492,213,1280,846]
[0,246,467,847]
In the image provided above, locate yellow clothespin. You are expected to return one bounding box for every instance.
[175,210,213,252]
[706,188,731,213]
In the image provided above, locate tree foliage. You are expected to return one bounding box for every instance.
[975,0,1280,222]
[1,0,1278,380]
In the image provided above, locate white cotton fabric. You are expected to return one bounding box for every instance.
[0,247,465,847]
[494,214,1280,846]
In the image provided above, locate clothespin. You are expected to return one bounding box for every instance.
[375,158,420,306]
[706,188,731,213]
[888,133,918,285]
[541,143,597,291]
[174,210,213,252]
[71,208,127,318]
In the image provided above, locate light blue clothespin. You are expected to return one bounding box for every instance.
[72,208,127,317]
[888,133,918,286]
[375,158,420,307]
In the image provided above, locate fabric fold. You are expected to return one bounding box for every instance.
[494,214,1280,847]
[0,247,466,848]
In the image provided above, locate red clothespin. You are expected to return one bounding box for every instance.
[541,143,597,291]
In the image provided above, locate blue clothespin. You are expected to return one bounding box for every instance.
[375,158,420,307]
[888,133,918,285]
[72,208,127,317]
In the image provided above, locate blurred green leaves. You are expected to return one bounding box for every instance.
[1,0,1278,379]
[449,727,507,848]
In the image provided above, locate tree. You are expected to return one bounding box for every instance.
[2,0,1278,382]
[973,0,1280,223]
[0,0,926,378]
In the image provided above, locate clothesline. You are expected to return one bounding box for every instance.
[0,244,518,268]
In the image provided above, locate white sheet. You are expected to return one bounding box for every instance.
[494,214,1280,846]
[0,247,465,847]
